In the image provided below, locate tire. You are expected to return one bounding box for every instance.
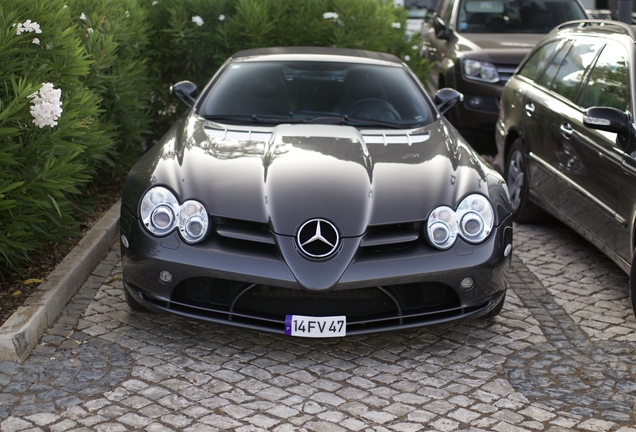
[630,249,636,318]
[505,139,543,223]
[485,292,506,318]
[124,285,150,312]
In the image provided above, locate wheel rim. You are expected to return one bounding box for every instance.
[507,150,525,211]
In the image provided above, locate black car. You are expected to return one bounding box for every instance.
[120,47,513,337]
[421,0,588,135]
[495,20,636,313]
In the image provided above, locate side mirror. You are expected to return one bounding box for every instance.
[171,81,199,107]
[583,106,629,134]
[433,15,450,40]
[435,88,463,115]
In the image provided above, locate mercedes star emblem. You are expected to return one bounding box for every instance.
[296,219,340,258]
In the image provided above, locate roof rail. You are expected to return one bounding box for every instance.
[555,19,636,40]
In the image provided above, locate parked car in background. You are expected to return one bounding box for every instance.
[120,47,513,337]
[421,0,588,138]
[495,20,636,314]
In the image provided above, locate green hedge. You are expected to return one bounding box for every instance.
[0,0,111,276]
[0,0,430,279]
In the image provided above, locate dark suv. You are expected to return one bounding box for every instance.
[421,0,588,135]
[495,20,636,314]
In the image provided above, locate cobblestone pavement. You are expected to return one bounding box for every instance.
[2,219,636,432]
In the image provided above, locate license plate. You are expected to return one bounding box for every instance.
[285,315,346,338]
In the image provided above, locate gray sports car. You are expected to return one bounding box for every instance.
[120,47,513,337]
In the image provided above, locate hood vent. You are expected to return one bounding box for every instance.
[204,124,430,146]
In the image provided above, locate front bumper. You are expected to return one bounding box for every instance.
[121,206,513,335]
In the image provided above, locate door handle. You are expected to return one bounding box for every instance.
[560,122,573,137]
[524,103,535,116]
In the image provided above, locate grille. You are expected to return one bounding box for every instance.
[495,64,517,83]
[169,277,461,321]
[234,286,396,318]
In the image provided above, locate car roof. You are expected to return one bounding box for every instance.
[230,46,403,65]
[553,19,636,41]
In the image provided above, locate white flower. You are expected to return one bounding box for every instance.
[80,12,87,20]
[29,83,63,128]
[323,12,339,20]
[63,5,67,8]
[192,15,204,26]
[152,1,158,5]
[16,20,42,35]
[87,27,93,34]
[32,38,40,44]
[218,14,225,21]
[404,55,411,61]
[391,22,401,29]
[125,10,130,17]
[412,45,418,50]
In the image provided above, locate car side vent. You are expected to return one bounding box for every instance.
[214,217,275,245]
[361,222,421,248]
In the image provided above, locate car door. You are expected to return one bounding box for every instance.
[558,42,628,254]
[423,0,456,88]
[518,41,572,209]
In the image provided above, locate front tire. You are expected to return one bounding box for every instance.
[124,285,150,312]
[505,139,543,222]
[630,249,636,317]
[485,292,506,318]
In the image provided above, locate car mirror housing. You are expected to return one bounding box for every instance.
[435,88,463,115]
[583,106,630,134]
[433,15,450,40]
[171,81,199,107]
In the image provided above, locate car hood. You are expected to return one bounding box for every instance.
[456,33,544,64]
[123,113,509,237]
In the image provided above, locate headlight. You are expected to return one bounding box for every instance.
[141,187,179,236]
[426,194,494,249]
[140,187,210,244]
[426,206,458,250]
[179,200,209,243]
[456,194,494,243]
[462,59,499,83]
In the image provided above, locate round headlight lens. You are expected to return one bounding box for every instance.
[178,200,209,243]
[457,194,494,243]
[141,187,179,236]
[426,206,458,250]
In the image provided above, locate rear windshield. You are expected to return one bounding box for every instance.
[457,0,587,33]
[198,61,434,129]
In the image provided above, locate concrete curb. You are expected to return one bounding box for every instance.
[0,201,120,363]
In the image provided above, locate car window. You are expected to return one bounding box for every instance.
[456,0,587,33]
[198,61,434,128]
[550,41,601,102]
[536,42,570,89]
[518,41,560,81]
[581,44,631,112]
[440,0,455,23]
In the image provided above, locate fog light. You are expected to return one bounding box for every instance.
[120,235,129,249]
[460,277,474,290]
[504,244,512,257]
[468,96,483,107]
[159,271,172,283]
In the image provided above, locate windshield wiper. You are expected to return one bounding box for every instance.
[202,114,254,123]
[342,115,406,129]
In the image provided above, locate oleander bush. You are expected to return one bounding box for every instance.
[0,0,112,277]
[67,0,153,172]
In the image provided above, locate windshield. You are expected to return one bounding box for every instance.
[457,0,587,33]
[198,61,434,129]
